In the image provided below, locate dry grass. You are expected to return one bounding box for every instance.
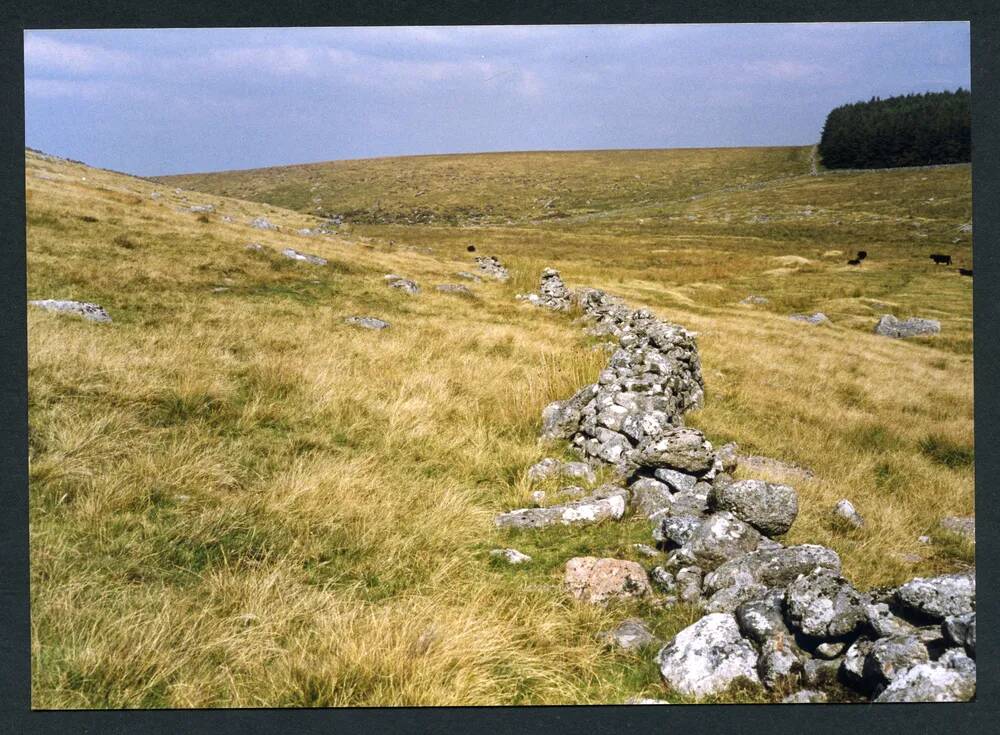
[27,146,972,708]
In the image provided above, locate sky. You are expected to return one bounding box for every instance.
[23,23,970,177]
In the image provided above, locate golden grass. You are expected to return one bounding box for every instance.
[27,146,973,708]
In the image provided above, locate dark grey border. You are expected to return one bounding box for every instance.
[2,1,995,733]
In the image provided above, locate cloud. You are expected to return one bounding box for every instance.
[24,34,133,75]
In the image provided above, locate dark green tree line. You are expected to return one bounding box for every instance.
[818,89,970,169]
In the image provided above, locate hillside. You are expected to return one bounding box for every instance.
[28,146,973,707]
[155,146,814,225]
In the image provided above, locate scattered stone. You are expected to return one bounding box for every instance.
[345,316,390,330]
[939,516,975,542]
[782,690,827,703]
[874,314,941,338]
[789,313,830,325]
[708,479,798,537]
[874,662,975,702]
[494,488,627,529]
[245,242,265,252]
[282,247,327,266]
[656,613,761,698]
[435,284,473,296]
[599,618,658,650]
[918,535,932,544]
[188,204,214,213]
[250,217,277,230]
[474,255,510,281]
[895,572,975,621]
[29,299,112,323]
[564,557,652,605]
[489,548,532,565]
[785,569,867,638]
[834,499,865,528]
[740,295,769,305]
[383,275,420,295]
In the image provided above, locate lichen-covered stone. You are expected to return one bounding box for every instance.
[656,613,761,697]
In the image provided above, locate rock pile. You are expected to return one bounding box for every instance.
[29,299,112,323]
[474,256,510,282]
[492,268,975,703]
[874,314,941,338]
[519,268,573,310]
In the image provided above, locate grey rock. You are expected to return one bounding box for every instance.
[245,242,265,252]
[703,544,841,597]
[789,312,830,325]
[630,478,673,517]
[29,299,112,323]
[863,635,929,687]
[758,637,804,689]
[708,479,798,537]
[682,511,763,571]
[345,316,390,330]
[250,217,277,230]
[474,255,510,281]
[675,566,704,604]
[654,515,703,548]
[803,657,843,688]
[489,548,532,564]
[834,499,865,528]
[540,384,597,440]
[527,458,597,485]
[938,648,976,676]
[874,662,975,702]
[494,489,627,529]
[705,583,770,614]
[865,602,917,638]
[599,618,658,650]
[435,284,473,296]
[633,543,662,558]
[942,613,975,658]
[715,442,739,473]
[874,314,941,338]
[735,589,790,645]
[815,641,848,659]
[841,638,877,690]
[636,428,715,474]
[785,569,867,638]
[656,613,761,697]
[384,274,420,294]
[282,247,327,266]
[939,516,975,542]
[653,467,699,493]
[523,268,573,311]
[895,572,975,621]
[650,566,675,592]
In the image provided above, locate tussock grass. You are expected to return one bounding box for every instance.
[27,147,972,707]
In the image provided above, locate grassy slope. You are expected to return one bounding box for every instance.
[28,147,972,708]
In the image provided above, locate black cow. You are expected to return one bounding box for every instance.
[959,268,973,277]
[467,245,477,252]
[930,254,953,266]
[847,259,861,265]
[857,251,868,260]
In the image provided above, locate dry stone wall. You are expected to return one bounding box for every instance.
[496,267,975,703]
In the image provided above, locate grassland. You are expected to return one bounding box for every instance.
[28,146,972,708]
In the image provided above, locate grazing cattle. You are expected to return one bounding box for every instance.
[847,259,861,265]
[857,251,868,260]
[467,245,477,252]
[959,268,973,277]
[930,254,953,266]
